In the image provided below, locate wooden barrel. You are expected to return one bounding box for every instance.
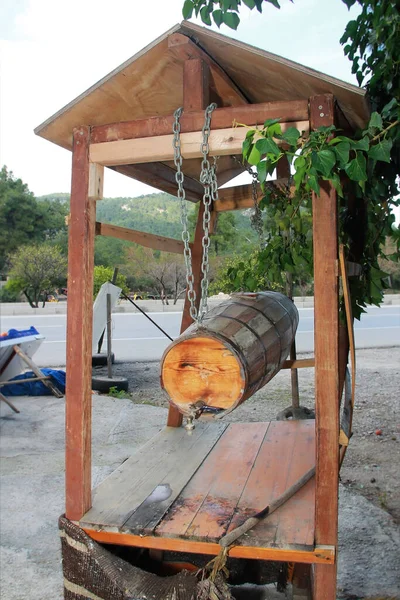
[160,291,298,417]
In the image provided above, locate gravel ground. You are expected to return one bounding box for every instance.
[1,347,398,600]
[97,346,400,525]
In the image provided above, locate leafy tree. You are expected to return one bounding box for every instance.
[7,244,67,308]
[93,266,129,299]
[182,0,286,30]
[94,236,129,267]
[0,167,46,274]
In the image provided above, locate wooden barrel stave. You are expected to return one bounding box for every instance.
[161,291,299,417]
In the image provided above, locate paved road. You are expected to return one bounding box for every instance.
[1,306,399,367]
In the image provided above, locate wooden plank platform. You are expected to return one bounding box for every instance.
[81,420,333,564]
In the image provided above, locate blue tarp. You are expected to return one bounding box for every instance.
[2,369,66,396]
[0,326,39,341]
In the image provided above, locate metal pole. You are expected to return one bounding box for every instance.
[286,272,300,409]
[97,268,119,354]
[106,293,112,379]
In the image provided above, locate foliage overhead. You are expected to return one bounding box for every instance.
[182,0,400,318]
[7,244,67,308]
[182,0,289,30]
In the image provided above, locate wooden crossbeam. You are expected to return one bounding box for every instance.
[215,179,294,212]
[282,358,315,369]
[111,163,203,203]
[95,222,185,254]
[168,33,248,107]
[90,121,309,167]
[91,100,309,144]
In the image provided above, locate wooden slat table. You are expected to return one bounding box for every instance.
[81,420,334,565]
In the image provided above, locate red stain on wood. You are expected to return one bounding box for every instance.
[65,126,96,520]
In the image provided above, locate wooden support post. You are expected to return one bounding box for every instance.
[65,126,96,520]
[276,157,300,409]
[310,94,339,600]
[167,58,210,428]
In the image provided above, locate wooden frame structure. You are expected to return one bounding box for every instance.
[35,23,369,600]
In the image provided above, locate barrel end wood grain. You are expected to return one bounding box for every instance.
[161,292,299,417]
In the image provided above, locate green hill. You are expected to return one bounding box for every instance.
[37,190,256,243]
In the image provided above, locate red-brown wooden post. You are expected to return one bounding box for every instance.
[65,126,96,519]
[167,58,210,428]
[310,94,340,599]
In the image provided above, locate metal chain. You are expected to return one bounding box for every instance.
[173,103,218,324]
[233,155,264,244]
[173,107,197,321]
[199,103,218,321]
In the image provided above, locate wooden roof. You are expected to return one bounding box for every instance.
[35,21,369,152]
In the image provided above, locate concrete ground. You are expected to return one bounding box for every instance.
[1,392,399,600]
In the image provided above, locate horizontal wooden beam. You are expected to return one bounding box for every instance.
[168,33,248,107]
[91,101,309,144]
[215,179,294,212]
[282,358,315,369]
[95,222,185,254]
[111,163,203,203]
[82,528,335,565]
[90,122,309,167]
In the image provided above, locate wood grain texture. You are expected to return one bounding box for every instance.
[80,421,318,557]
[96,222,185,254]
[310,94,339,600]
[226,420,314,548]
[88,163,104,200]
[82,528,334,564]
[65,126,95,520]
[35,24,367,151]
[215,179,292,212]
[162,336,245,411]
[168,33,248,107]
[162,292,298,416]
[89,122,309,167]
[91,101,309,144]
[81,423,226,529]
[184,422,269,540]
[112,163,204,203]
[183,58,210,111]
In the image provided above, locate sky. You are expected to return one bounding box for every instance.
[0,0,363,199]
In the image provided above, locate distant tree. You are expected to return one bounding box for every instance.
[93,266,130,299]
[125,246,188,304]
[7,244,67,308]
[94,236,129,267]
[0,167,46,274]
[165,257,187,304]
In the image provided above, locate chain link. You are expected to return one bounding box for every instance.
[173,103,218,324]
[233,155,264,244]
[173,107,197,321]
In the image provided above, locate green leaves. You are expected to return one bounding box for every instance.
[281,127,300,146]
[345,152,367,184]
[222,11,240,29]
[368,112,383,131]
[333,141,350,168]
[368,138,392,163]
[311,149,336,177]
[255,137,280,156]
[182,0,194,18]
